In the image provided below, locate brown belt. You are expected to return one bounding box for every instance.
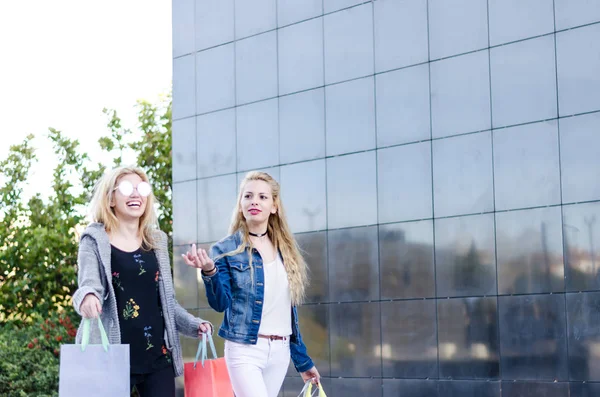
[258,334,287,341]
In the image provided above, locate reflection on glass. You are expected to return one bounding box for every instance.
[428,0,488,60]
[279,88,325,164]
[325,76,376,157]
[173,180,197,246]
[323,3,374,84]
[493,121,561,211]
[435,214,497,297]
[430,50,491,139]
[195,0,234,51]
[374,0,428,72]
[172,117,197,183]
[438,297,499,379]
[559,113,600,204]
[296,232,328,303]
[567,292,600,381]
[432,132,494,218]
[556,24,600,117]
[377,142,433,223]
[235,31,278,105]
[490,35,557,128]
[280,160,327,234]
[496,207,564,294]
[375,64,431,147]
[330,302,381,377]
[197,174,237,244]
[563,202,600,291]
[379,221,435,299]
[498,295,568,380]
[501,382,569,397]
[328,226,379,302]
[383,379,438,397]
[173,245,199,309]
[277,0,322,27]
[488,0,554,46]
[329,378,382,396]
[278,18,324,96]
[236,99,279,171]
[195,44,235,115]
[554,0,600,30]
[234,0,276,39]
[196,109,236,179]
[570,382,600,397]
[438,380,500,397]
[286,305,330,377]
[326,151,378,229]
[173,55,195,120]
[381,300,437,378]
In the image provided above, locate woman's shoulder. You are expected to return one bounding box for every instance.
[212,232,241,253]
[80,222,108,243]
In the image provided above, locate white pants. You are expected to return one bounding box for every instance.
[225,338,290,397]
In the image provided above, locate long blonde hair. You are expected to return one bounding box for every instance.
[89,166,158,250]
[219,171,308,306]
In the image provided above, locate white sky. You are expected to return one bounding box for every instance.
[0,0,172,199]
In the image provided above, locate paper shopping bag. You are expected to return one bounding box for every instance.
[184,332,233,397]
[59,318,130,397]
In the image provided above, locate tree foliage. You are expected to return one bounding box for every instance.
[0,94,172,327]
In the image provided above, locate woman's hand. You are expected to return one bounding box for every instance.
[80,294,102,318]
[300,366,320,385]
[182,244,216,273]
[198,322,212,336]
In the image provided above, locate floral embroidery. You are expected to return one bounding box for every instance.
[123,298,140,320]
[112,272,124,291]
[144,326,154,350]
[134,253,146,275]
[162,345,172,363]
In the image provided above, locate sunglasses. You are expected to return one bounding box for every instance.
[114,180,152,197]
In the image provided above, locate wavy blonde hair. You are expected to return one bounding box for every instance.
[219,171,308,306]
[89,166,158,250]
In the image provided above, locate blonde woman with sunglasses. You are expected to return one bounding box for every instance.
[72,166,212,397]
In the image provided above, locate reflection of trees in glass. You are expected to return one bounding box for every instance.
[564,211,599,290]
[452,241,492,294]
[380,228,434,298]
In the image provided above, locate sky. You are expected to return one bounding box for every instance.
[0,0,172,199]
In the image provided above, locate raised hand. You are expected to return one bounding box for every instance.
[182,244,216,273]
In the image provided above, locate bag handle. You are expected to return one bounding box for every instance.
[298,380,326,397]
[193,332,218,369]
[80,317,109,352]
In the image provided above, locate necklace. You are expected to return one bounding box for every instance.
[249,231,268,238]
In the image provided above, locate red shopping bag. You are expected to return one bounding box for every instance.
[184,333,234,397]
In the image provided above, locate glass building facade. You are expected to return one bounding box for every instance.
[171,1,600,395]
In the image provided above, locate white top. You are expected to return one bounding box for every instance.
[257,254,292,337]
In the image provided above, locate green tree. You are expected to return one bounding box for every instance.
[0,95,172,323]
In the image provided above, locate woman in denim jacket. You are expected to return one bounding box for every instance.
[183,171,320,397]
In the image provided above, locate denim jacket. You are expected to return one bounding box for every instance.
[201,231,315,373]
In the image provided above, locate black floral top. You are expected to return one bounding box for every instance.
[111,245,172,374]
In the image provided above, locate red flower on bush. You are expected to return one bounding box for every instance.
[27,343,34,349]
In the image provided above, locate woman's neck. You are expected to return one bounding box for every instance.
[247,221,268,236]
[112,219,141,241]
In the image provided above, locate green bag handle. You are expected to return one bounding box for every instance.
[80,317,109,352]
[193,332,217,369]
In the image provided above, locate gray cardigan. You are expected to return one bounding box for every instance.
[72,223,208,377]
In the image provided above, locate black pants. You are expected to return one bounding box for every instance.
[131,365,175,397]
